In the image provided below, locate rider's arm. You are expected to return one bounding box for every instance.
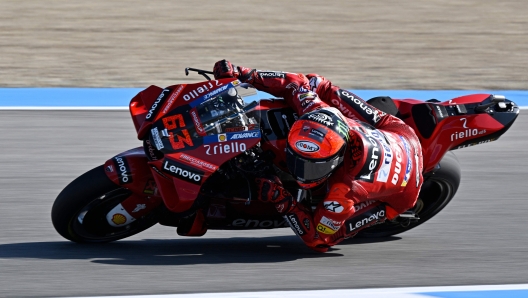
[235,68,331,116]
[305,74,393,129]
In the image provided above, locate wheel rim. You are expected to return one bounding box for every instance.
[69,188,157,242]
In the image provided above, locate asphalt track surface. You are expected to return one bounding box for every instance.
[0,110,526,298]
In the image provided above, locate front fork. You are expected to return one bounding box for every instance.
[103,147,163,227]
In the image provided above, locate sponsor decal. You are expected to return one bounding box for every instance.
[190,108,206,136]
[203,84,229,100]
[300,99,312,107]
[345,206,386,234]
[354,200,376,212]
[113,156,132,184]
[362,128,392,183]
[111,213,127,225]
[285,82,299,95]
[391,147,403,185]
[105,165,114,172]
[300,125,326,143]
[286,214,306,236]
[317,216,341,235]
[303,218,311,231]
[357,136,381,183]
[218,134,227,142]
[144,139,161,161]
[324,201,344,213]
[450,128,486,142]
[224,124,257,133]
[349,132,363,168]
[414,154,420,187]
[143,179,157,194]
[453,138,495,150]
[334,119,350,141]
[182,81,222,101]
[317,223,337,235]
[295,140,320,153]
[151,128,164,150]
[258,71,285,79]
[178,153,218,172]
[228,130,260,140]
[231,218,288,228]
[301,100,315,112]
[161,85,185,114]
[376,144,393,183]
[309,76,322,91]
[298,91,316,101]
[434,105,447,120]
[204,142,247,155]
[308,112,334,127]
[146,88,171,121]
[162,159,204,185]
[451,118,486,142]
[132,204,146,213]
[336,90,386,125]
[399,136,412,187]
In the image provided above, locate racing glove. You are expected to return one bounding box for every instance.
[213,60,255,82]
[255,175,295,214]
[213,59,239,79]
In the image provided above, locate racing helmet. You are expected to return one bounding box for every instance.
[286,107,349,188]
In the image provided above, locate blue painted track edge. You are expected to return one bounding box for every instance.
[0,88,526,109]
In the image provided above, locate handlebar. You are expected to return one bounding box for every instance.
[185,67,214,81]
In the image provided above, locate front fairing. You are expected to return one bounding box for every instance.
[140,80,264,212]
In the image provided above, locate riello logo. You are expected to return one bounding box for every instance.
[451,128,485,142]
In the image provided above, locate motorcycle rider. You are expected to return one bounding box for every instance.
[211,60,424,252]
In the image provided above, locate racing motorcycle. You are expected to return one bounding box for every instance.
[51,68,519,243]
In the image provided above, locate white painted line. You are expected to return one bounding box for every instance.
[65,283,528,298]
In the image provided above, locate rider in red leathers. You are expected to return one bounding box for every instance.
[213,60,424,252]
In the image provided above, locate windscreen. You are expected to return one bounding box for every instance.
[149,83,261,154]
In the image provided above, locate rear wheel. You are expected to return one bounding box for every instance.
[51,165,159,243]
[357,151,461,238]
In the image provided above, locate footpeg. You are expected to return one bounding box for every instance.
[398,211,420,220]
[396,211,420,228]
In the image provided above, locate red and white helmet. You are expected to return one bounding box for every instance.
[286,107,350,188]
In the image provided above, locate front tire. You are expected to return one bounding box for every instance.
[357,151,461,238]
[51,165,159,243]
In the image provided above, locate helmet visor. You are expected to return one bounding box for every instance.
[286,147,343,183]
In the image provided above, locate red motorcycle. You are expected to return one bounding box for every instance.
[51,68,519,243]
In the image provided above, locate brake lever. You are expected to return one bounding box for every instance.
[185,67,214,81]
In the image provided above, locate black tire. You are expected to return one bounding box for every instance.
[357,151,461,238]
[51,165,159,243]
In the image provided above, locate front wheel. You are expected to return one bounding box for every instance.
[357,151,461,238]
[51,165,159,243]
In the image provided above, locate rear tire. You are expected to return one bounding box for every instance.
[357,151,461,238]
[51,165,159,243]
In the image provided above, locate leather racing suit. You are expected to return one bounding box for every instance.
[215,61,424,252]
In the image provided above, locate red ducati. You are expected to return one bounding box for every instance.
[51,68,519,242]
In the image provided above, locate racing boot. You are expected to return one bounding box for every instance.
[283,204,330,253]
[176,209,207,236]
